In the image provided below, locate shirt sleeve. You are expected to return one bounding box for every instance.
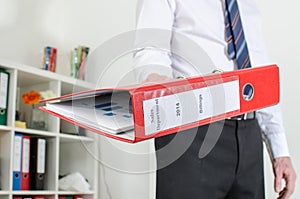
[256,105,290,159]
[134,0,176,83]
[253,43,291,159]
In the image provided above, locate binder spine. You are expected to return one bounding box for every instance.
[0,69,9,125]
[30,137,46,190]
[12,133,22,190]
[21,135,31,190]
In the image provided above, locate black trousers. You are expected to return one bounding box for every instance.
[155,119,265,199]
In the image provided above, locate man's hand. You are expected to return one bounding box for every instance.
[273,157,297,199]
[143,73,172,83]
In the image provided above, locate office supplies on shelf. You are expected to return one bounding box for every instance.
[42,46,57,72]
[21,134,31,190]
[30,137,46,190]
[0,69,9,125]
[70,45,89,80]
[12,133,22,190]
[59,172,91,192]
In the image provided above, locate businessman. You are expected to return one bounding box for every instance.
[134,0,296,199]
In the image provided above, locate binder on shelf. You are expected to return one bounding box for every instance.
[40,65,280,143]
[0,69,9,125]
[12,133,22,190]
[33,196,45,199]
[30,137,46,190]
[21,134,31,190]
[12,197,22,199]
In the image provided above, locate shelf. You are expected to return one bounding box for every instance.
[12,191,56,195]
[59,133,95,143]
[14,127,57,137]
[58,191,94,195]
[0,125,13,131]
[0,191,10,195]
[0,60,98,199]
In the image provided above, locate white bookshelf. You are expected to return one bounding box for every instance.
[0,59,99,199]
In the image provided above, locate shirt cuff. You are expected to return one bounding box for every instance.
[265,132,290,159]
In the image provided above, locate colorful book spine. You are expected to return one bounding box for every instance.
[70,45,90,79]
[70,49,78,78]
[43,46,51,71]
[49,47,57,72]
[79,47,89,80]
[43,46,57,72]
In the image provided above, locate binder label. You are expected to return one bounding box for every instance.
[37,139,46,173]
[143,79,240,135]
[0,72,8,109]
[22,138,30,173]
[13,136,22,171]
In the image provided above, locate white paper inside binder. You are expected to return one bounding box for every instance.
[46,91,134,135]
[143,79,240,135]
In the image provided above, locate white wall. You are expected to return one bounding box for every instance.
[0,0,299,198]
[0,0,137,79]
[256,1,300,198]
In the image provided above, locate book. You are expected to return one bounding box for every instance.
[70,45,90,79]
[70,49,78,78]
[42,46,57,72]
[42,46,51,70]
[79,46,89,80]
[49,47,57,72]
[40,65,280,143]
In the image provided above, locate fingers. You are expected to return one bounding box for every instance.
[281,171,297,199]
[277,187,292,199]
[275,173,296,199]
[273,157,297,199]
[143,73,171,83]
[277,188,287,199]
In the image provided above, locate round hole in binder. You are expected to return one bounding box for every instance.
[242,83,254,101]
[38,174,43,180]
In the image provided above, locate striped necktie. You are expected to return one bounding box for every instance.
[225,0,251,69]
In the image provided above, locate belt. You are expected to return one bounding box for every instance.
[226,111,256,120]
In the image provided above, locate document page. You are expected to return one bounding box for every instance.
[46,92,134,134]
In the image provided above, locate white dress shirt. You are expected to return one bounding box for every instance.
[134,0,289,158]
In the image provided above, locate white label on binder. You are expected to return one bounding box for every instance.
[13,135,22,171]
[37,139,46,173]
[0,72,8,109]
[143,80,240,135]
[22,138,30,173]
